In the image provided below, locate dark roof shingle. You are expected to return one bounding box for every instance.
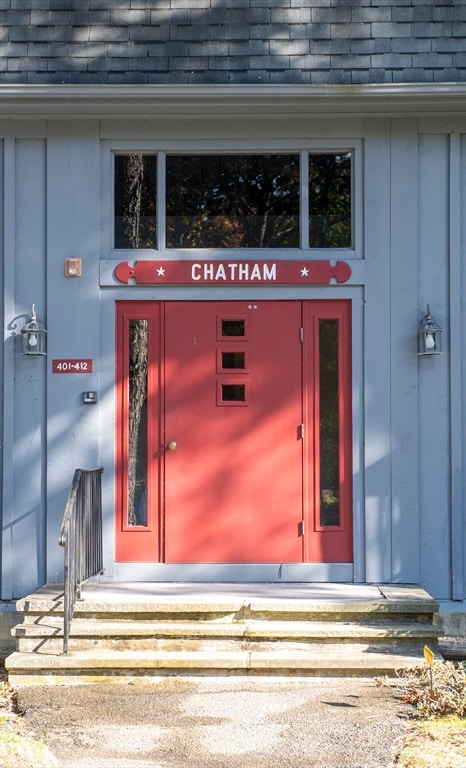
[1,1,465,85]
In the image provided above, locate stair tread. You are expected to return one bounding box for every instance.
[6,648,429,670]
[15,584,438,616]
[12,618,440,638]
[16,600,438,614]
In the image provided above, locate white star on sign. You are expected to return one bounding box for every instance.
[157,267,166,276]
[300,267,309,277]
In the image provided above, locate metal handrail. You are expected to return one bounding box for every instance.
[59,467,104,654]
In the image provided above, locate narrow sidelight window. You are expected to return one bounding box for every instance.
[127,319,148,526]
[319,319,340,526]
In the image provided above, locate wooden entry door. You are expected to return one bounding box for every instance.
[164,301,303,562]
[115,300,352,565]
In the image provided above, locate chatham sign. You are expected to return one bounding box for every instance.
[114,259,352,285]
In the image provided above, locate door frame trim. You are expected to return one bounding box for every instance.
[114,298,356,573]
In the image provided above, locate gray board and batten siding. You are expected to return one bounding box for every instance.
[0,2,465,616]
[1,0,466,86]
[2,117,464,601]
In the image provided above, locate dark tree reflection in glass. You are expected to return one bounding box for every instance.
[222,384,246,402]
[222,319,245,336]
[115,154,157,248]
[222,352,245,369]
[309,153,352,248]
[128,320,148,526]
[319,319,340,526]
[166,154,300,248]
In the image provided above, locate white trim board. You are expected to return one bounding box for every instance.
[1,84,465,120]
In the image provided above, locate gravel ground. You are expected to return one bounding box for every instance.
[14,677,411,768]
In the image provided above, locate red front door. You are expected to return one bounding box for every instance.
[164,301,303,562]
[115,300,352,565]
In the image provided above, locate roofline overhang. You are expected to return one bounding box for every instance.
[1,83,465,120]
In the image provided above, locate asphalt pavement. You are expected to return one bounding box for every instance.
[16,676,410,768]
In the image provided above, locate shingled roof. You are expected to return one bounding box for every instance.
[1,0,466,86]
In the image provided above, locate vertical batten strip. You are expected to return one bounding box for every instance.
[449,133,464,601]
[363,119,392,583]
[1,140,16,599]
[389,118,420,585]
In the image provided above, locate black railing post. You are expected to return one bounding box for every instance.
[59,468,103,655]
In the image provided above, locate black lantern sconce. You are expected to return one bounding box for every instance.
[417,305,442,356]
[21,305,47,356]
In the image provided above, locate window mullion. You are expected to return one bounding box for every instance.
[300,150,309,250]
[157,151,166,251]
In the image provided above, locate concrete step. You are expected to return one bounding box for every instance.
[13,618,440,654]
[15,585,439,622]
[6,647,432,686]
[7,583,440,684]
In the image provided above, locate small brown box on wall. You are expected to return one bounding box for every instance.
[65,258,82,277]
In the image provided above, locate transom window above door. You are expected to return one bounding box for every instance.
[114,152,352,251]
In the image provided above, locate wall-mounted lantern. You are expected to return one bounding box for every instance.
[21,304,47,356]
[417,304,442,356]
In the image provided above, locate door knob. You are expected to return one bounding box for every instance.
[167,441,177,452]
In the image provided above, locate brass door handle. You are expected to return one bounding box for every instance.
[166,441,177,452]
